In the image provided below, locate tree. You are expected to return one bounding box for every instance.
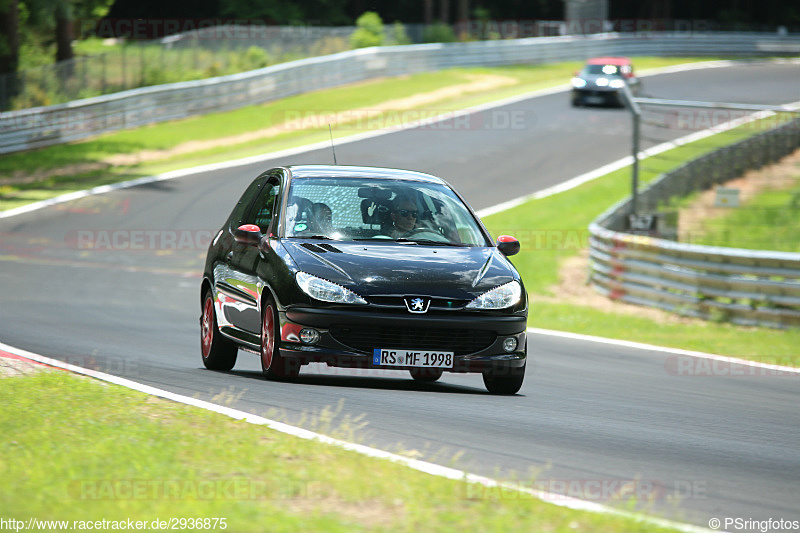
[0,0,19,76]
[54,1,73,62]
[350,11,385,48]
[23,0,114,65]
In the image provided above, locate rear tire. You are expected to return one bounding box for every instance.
[482,362,525,395]
[409,368,444,383]
[200,291,238,371]
[261,296,299,381]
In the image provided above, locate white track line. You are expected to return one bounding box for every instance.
[0,59,789,532]
[1,59,740,220]
[0,341,711,532]
[476,98,800,217]
[2,62,795,375]
[527,328,800,374]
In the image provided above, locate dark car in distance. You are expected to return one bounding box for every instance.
[571,56,641,107]
[200,165,528,394]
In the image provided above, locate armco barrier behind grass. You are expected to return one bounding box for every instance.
[4,32,797,154]
[589,115,800,329]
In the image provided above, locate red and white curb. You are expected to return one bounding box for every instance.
[0,340,712,532]
[0,348,58,375]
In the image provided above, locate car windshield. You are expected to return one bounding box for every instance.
[283,177,489,246]
[585,64,623,76]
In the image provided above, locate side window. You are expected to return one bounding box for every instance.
[228,177,266,228]
[244,178,281,233]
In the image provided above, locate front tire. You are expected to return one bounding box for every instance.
[261,296,299,381]
[201,291,238,371]
[482,362,525,395]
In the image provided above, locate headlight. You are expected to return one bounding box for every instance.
[465,281,522,310]
[609,79,625,89]
[595,77,609,87]
[296,272,367,305]
[571,77,587,88]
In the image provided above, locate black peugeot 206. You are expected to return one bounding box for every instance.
[200,165,528,394]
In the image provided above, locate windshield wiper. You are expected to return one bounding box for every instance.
[295,235,333,240]
[395,238,469,247]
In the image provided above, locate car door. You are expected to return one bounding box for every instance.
[226,171,283,335]
[213,174,265,337]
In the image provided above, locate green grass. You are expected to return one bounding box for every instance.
[4,55,796,356]
[531,301,800,361]
[483,122,792,294]
[481,113,800,358]
[0,57,716,212]
[680,171,800,252]
[0,370,683,532]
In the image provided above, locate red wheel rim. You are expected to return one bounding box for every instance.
[261,305,275,370]
[201,297,214,357]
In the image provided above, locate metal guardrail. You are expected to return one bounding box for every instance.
[588,117,800,329]
[0,25,358,112]
[2,31,799,154]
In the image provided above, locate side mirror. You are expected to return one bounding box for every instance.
[496,235,520,256]
[233,224,262,245]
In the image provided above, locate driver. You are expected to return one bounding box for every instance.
[312,202,333,234]
[389,195,418,238]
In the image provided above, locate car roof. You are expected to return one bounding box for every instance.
[285,165,446,185]
[586,56,631,66]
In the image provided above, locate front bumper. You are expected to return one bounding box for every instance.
[277,306,527,373]
[572,88,623,105]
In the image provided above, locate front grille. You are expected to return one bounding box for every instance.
[367,296,469,310]
[329,325,496,355]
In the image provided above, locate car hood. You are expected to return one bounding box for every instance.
[282,240,519,300]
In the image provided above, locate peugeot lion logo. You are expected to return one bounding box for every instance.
[404,297,430,314]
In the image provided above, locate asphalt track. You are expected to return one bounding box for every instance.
[1,61,799,529]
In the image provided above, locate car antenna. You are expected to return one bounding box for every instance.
[328,124,338,165]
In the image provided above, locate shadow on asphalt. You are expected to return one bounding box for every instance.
[219,368,516,396]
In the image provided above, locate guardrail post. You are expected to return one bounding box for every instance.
[139,42,145,86]
[589,99,800,329]
[101,52,106,94]
[121,44,127,90]
[81,55,87,93]
[621,82,641,217]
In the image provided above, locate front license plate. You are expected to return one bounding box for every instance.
[586,95,604,104]
[373,349,454,369]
